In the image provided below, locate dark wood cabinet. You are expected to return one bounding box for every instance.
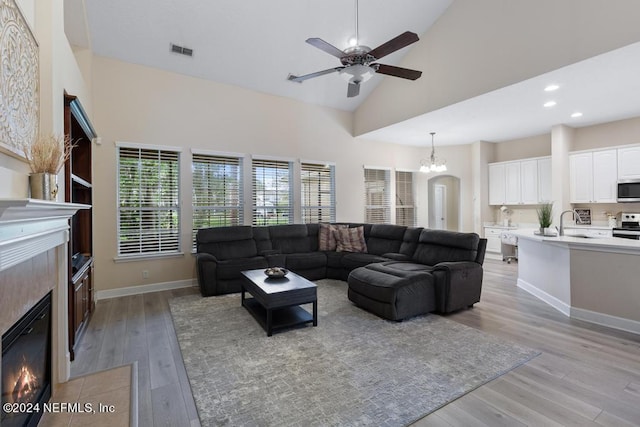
[64,94,97,361]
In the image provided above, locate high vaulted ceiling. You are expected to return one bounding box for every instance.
[65,1,640,147]
[66,0,452,112]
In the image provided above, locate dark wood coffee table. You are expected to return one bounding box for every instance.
[240,269,317,336]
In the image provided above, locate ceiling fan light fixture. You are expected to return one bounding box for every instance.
[339,64,375,83]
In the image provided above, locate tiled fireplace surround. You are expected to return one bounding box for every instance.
[0,199,89,392]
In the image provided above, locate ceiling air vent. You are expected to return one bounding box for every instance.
[170,43,193,57]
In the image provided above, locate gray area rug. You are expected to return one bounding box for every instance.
[169,280,539,426]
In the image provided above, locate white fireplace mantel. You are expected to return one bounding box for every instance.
[1,198,91,386]
[0,199,90,272]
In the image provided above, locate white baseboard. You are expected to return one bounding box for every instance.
[518,278,640,335]
[571,307,640,335]
[517,278,571,317]
[96,279,197,301]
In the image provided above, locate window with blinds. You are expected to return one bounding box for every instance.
[301,162,335,223]
[192,154,243,248]
[364,168,391,224]
[117,147,180,256]
[395,171,416,226]
[252,159,293,226]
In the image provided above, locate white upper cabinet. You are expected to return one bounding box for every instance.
[592,150,618,202]
[537,157,552,202]
[488,157,548,205]
[489,163,506,205]
[520,159,539,204]
[570,150,617,203]
[570,152,594,203]
[504,162,521,204]
[617,146,640,179]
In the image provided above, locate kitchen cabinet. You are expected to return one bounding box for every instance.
[537,157,552,202]
[488,157,548,205]
[520,159,539,204]
[617,146,640,179]
[504,162,521,204]
[484,227,505,253]
[489,163,506,205]
[570,150,617,203]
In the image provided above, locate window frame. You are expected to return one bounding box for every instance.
[363,166,391,224]
[300,161,336,224]
[395,170,416,227]
[191,150,244,250]
[116,142,182,260]
[251,156,294,226]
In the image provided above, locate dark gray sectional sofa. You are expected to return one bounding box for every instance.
[196,223,487,321]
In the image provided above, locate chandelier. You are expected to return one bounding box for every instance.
[420,132,447,173]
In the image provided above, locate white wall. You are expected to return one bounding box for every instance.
[0,0,92,200]
[90,57,464,292]
[355,0,640,136]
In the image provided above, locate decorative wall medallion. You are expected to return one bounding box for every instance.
[0,0,39,158]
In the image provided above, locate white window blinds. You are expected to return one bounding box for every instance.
[118,147,180,256]
[252,159,293,226]
[301,162,335,223]
[364,168,391,224]
[395,171,416,227]
[192,154,243,248]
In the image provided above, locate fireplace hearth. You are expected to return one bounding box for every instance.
[1,292,52,427]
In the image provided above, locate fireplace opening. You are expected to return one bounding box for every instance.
[1,292,52,427]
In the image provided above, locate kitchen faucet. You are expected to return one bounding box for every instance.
[558,209,584,236]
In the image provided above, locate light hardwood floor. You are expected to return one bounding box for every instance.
[71,259,640,426]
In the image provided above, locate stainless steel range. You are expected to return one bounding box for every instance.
[612,212,640,240]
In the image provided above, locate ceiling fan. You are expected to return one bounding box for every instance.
[287,0,422,98]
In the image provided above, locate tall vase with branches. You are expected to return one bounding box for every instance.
[21,134,74,200]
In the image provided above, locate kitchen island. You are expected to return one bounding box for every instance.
[512,229,640,334]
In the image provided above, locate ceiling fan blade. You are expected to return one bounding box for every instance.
[368,31,419,60]
[347,82,360,98]
[306,38,345,58]
[288,67,344,82]
[374,63,422,80]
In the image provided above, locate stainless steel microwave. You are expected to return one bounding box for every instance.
[617,179,640,202]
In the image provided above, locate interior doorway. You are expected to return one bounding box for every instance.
[434,184,447,230]
[428,175,460,231]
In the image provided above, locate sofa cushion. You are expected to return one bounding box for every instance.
[318,223,348,251]
[285,252,327,270]
[196,226,259,260]
[325,250,347,268]
[215,257,268,280]
[341,253,389,270]
[334,226,367,253]
[366,224,406,255]
[269,224,312,253]
[412,229,480,266]
[348,264,432,303]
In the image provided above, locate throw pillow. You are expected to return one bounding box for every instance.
[334,226,367,253]
[318,223,348,251]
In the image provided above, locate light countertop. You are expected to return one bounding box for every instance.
[512,229,640,254]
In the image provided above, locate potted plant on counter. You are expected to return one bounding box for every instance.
[536,202,554,235]
[21,134,74,200]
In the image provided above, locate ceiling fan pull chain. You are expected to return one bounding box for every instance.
[355,0,359,46]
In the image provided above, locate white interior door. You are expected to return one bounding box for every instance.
[434,184,447,230]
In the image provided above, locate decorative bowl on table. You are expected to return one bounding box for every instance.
[264,267,288,278]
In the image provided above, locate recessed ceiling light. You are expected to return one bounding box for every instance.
[544,101,557,108]
[571,112,583,118]
[544,84,560,92]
